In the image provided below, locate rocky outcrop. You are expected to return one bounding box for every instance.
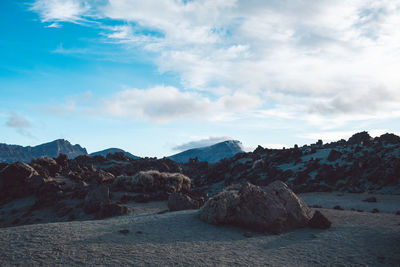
[0,162,38,201]
[113,170,191,194]
[198,181,313,233]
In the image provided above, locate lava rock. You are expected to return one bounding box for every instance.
[168,192,201,211]
[96,203,130,219]
[308,210,331,229]
[198,181,312,233]
[83,185,110,214]
[327,149,342,162]
[112,170,191,194]
[362,197,377,203]
[0,162,38,200]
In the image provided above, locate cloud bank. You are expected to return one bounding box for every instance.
[30,0,400,127]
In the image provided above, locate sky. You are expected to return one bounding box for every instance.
[1,0,400,157]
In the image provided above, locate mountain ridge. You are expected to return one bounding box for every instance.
[90,148,140,159]
[0,139,87,163]
[169,140,245,163]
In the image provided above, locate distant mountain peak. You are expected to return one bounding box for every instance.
[169,139,244,163]
[0,139,87,163]
[90,148,140,159]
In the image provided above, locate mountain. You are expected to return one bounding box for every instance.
[90,148,140,159]
[169,140,245,163]
[0,139,87,163]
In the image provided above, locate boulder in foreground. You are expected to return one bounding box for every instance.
[198,181,313,233]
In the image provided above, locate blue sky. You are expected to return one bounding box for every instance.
[1,0,400,157]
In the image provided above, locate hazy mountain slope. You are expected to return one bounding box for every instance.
[169,140,244,163]
[0,139,87,163]
[90,148,140,159]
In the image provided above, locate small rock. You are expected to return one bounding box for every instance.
[311,205,322,208]
[395,211,400,215]
[136,231,143,235]
[119,229,130,234]
[243,232,253,238]
[371,208,379,213]
[362,197,377,203]
[377,256,385,262]
[168,192,200,211]
[157,209,168,214]
[333,205,343,210]
[357,209,364,212]
[308,210,331,229]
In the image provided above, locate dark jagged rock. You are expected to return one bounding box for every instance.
[112,170,191,194]
[378,133,400,144]
[198,181,312,233]
[308,211,331,229]
[348,131,372,145]
[327,149,342,162]
[363,197,377,203]
[96,203,130,219]
[168,192,201,211]
[83,185,110,214]
[31,157,61,177]
[0,162,38,201]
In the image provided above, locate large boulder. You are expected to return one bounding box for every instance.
[83,185,110,214]
[198,181,313,233]
[0,162,38,201]
[112,170,191,194]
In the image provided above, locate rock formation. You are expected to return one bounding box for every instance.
[198,181,313,233]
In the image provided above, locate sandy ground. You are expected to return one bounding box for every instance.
[300,192,400,214]
[1,202,400,266]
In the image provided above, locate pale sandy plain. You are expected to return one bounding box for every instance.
[0,193,399,266]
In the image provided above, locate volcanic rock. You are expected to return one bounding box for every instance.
[83,185,110,214]
[327,149,342,162]
[96,203,130,219]
[308,210,331,229]
[112,170,191,194]
[168,192,201,211]
[363,197,377,203]
[0,162,38,201]
[198,181,312,233]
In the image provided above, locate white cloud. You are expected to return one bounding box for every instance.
[5,113,35,138]
[104,86,211,122]
[172,136,233,151]
[30,0,400,127]
[30,0,90,24]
